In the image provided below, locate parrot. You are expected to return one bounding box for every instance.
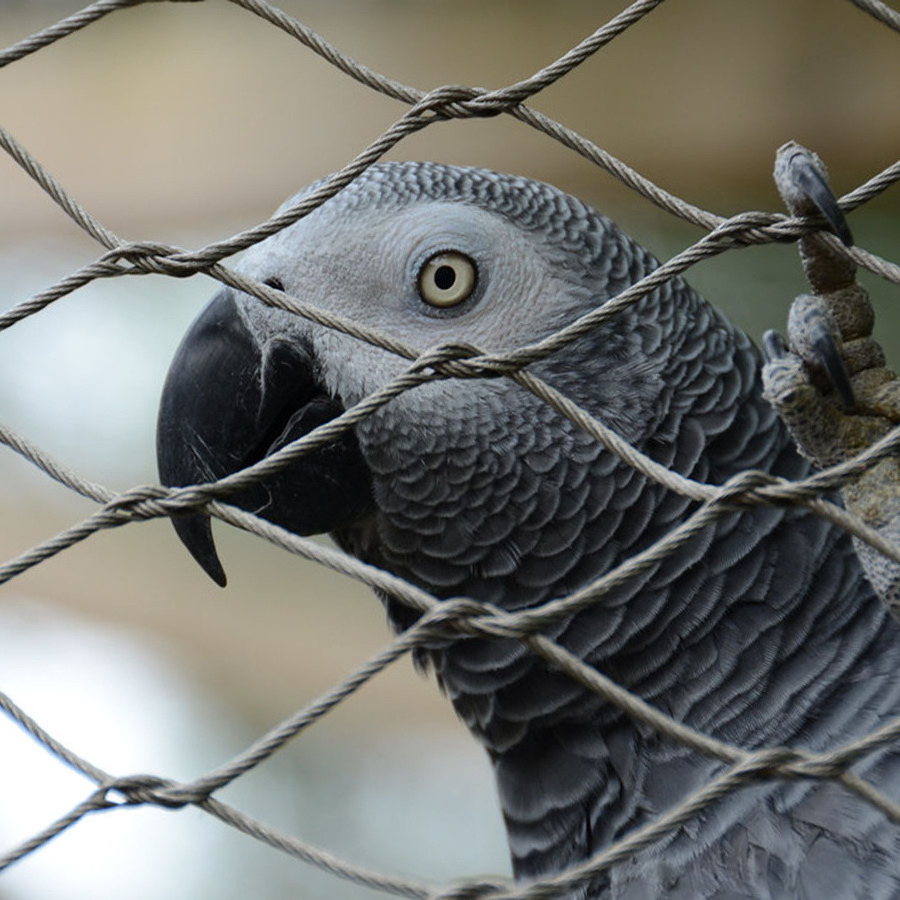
[156,157,900,898]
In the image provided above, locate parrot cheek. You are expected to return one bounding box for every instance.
[156,288,373,586]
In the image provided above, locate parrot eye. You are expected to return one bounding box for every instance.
[417,252,478,308]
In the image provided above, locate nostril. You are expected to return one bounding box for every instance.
[263,277,285,291]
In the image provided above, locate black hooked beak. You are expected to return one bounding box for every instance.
[156,289,372,586]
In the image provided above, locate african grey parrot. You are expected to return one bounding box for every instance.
[156,157,900,898]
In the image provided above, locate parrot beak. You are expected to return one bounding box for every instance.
[156,288,372,586]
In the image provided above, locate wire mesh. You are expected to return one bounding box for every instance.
[2,1,900,897]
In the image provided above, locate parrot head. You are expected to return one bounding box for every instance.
[157,162,665,589]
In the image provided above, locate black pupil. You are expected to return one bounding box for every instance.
[434,265,457,291]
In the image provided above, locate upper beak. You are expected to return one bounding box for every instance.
[156,288,372,586]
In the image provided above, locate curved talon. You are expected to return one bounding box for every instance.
[762,329,789,361]
[787,293,856,410]
[775,142,853,247]
[788,150,853,247]
[810,320,855,410]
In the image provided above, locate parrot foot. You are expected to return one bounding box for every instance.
[763,141,900,614]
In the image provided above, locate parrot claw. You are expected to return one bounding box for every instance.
[764,143,898,459]
[809,318,855,410]
[775,142,853,247]
[786,293,855,410]
[764,143,900,618]
[762,329,789,362]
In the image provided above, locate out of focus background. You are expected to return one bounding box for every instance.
[0,1,899,898]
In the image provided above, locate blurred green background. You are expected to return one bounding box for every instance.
[0,1,899,898]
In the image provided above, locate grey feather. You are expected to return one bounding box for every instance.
[158,162,900,898]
